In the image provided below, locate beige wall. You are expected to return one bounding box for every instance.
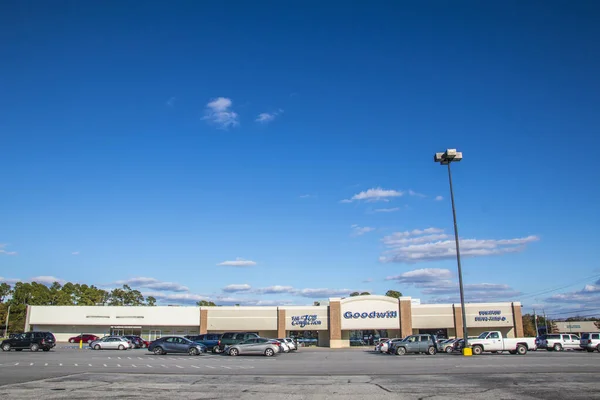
[554,321,600,333]
[412,304,455,329]
[29,306,200,327]
[206,307,278,331]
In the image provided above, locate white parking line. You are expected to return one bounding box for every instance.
[205,365,215,369]
[44,363,48,366]
[74,364,78,367]
[118,357,122,360]
[117,364,121,367]
[221,366,232,369]
[103,364,107,367]
[108,357,111,359]
[59,363,63,366]
[127,357,132,359]
[137,357,144,360]
[175,365,184,369]
[29,363,34,366]
[14,363,19,366]
[146,364,153,368]
[132,364,137,368]
[88,364,92,367]
[191,365,201,369]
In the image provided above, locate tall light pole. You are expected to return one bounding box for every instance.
[434,149,470,356]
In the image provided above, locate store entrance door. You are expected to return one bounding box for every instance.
[110,327,142,337]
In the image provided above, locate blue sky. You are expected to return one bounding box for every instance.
[1,1,599,317]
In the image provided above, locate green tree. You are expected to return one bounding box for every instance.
[349,292,360,297]
[595,320,600,330]
[522,314,536,337]
[385,290,402,298]
[146,296,157,306]
[196,300,217,306]
[359,292,370,296]
[0,283,11,303]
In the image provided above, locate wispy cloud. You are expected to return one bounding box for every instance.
[362,278,373,283]
[0,244,17,256]
[30,276,66,285]
[299,194,317,199]
[217,258,257,267]
[256,109,283,124]
[203,97,239,129]
[222,284,252,293]
[351,224,375,236]
[0,276,20,284]
[254,285,295,294]
[341,187,404,203]
[166,97,176,107]
[296,288,355,298]
[71,251,80,255]
[114,277,189,292]
[408,190,426,198]
[546,278,600,305]
[379,227,539,263]
[373,207,400,213]
[435,196,444,201]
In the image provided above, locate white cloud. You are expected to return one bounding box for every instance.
[546,278,600,305]
[379,228,539,263]
[299,194,316,199]
[386,268,453,284]
[296,288,355,298]
[203,97,239,129]
[222,284,252,293]
[114,277,189,292]
[0,244,17,256]
[351,224,375,236]
[217,258,257,267]
[435,196,444,201]
[256,109,283,124]
[71,251,80,255]
[362,278,373,283]
[142,291,211,305]
[0,276,20,284]
[342,187,404,203]
[374,208,400,213]
[408,190,426,198]
[30,276,66,285]
[166,97,176,107]
[254,285,295,294]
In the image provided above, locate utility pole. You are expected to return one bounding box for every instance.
[543,310,549,334]
[533,309,539,337]
[3,305,11,338]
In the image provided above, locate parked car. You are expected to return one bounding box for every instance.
[148,336,207,355]
[68,334,100,344]
[226,337,280,357]
[393,334,438,356]
[281,338,297,351]
[123,335,145,348]
[1,331,56,352]
[217,332,260,352]
[439,338,459,353]
[90,336,131,350]
[579,332,600,352]
[469,331,536,355]
[185,334,222,353]
[276,338,293,353]
[538,333,580,351]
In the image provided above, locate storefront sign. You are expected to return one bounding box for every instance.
[343,311,398,319]
[291,315,322,327]
[474,310,506,322]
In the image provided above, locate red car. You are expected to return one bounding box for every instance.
[68,334,100,344]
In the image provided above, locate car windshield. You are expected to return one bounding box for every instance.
[477,332,489,339]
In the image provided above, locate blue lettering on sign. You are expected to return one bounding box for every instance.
[343,311,398,319]
[291,315,322,328]
[475,310,506,322]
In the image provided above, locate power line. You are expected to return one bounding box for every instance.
[518,273,600,300]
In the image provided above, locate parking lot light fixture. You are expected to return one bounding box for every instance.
[434,149,470,356]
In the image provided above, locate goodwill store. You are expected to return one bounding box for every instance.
[25,295,524,347]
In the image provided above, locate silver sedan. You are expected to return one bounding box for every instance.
[90,336,131,350]
[226,338,280,357]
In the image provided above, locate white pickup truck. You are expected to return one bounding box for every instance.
[469,331,537,355]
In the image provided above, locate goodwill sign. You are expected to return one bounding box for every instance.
[343,311,398,319]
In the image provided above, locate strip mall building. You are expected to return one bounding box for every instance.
[26,296,525,347]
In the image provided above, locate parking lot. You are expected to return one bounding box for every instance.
[1,346,599,399]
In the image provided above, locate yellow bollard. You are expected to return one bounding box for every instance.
[79,339,83,349]
[462,347,472,356]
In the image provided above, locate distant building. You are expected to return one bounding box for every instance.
[553,321,599,335]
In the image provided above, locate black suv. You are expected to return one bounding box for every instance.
[1,331,56,352]
[124,335,145,348]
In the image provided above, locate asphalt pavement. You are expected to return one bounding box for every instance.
[1,346,599,399]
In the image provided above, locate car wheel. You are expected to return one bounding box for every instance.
[2,343,11,351]
[229,348,239,356]
[69,339,75,343]
[118,345,125,350]
[472,345,483,355]
[427,346,436,355]
[396,347,406,356]
[189,347,199,356]
[30,343,40,352]
[87,339,92,343]
[211,347,219,354]
[596,345,600,353]
[153,347,164,355]
[265,348,275,357]
[445,346,453,353]
[94,344,101,350]
[516,345,527,355]
[553,343,562,352]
